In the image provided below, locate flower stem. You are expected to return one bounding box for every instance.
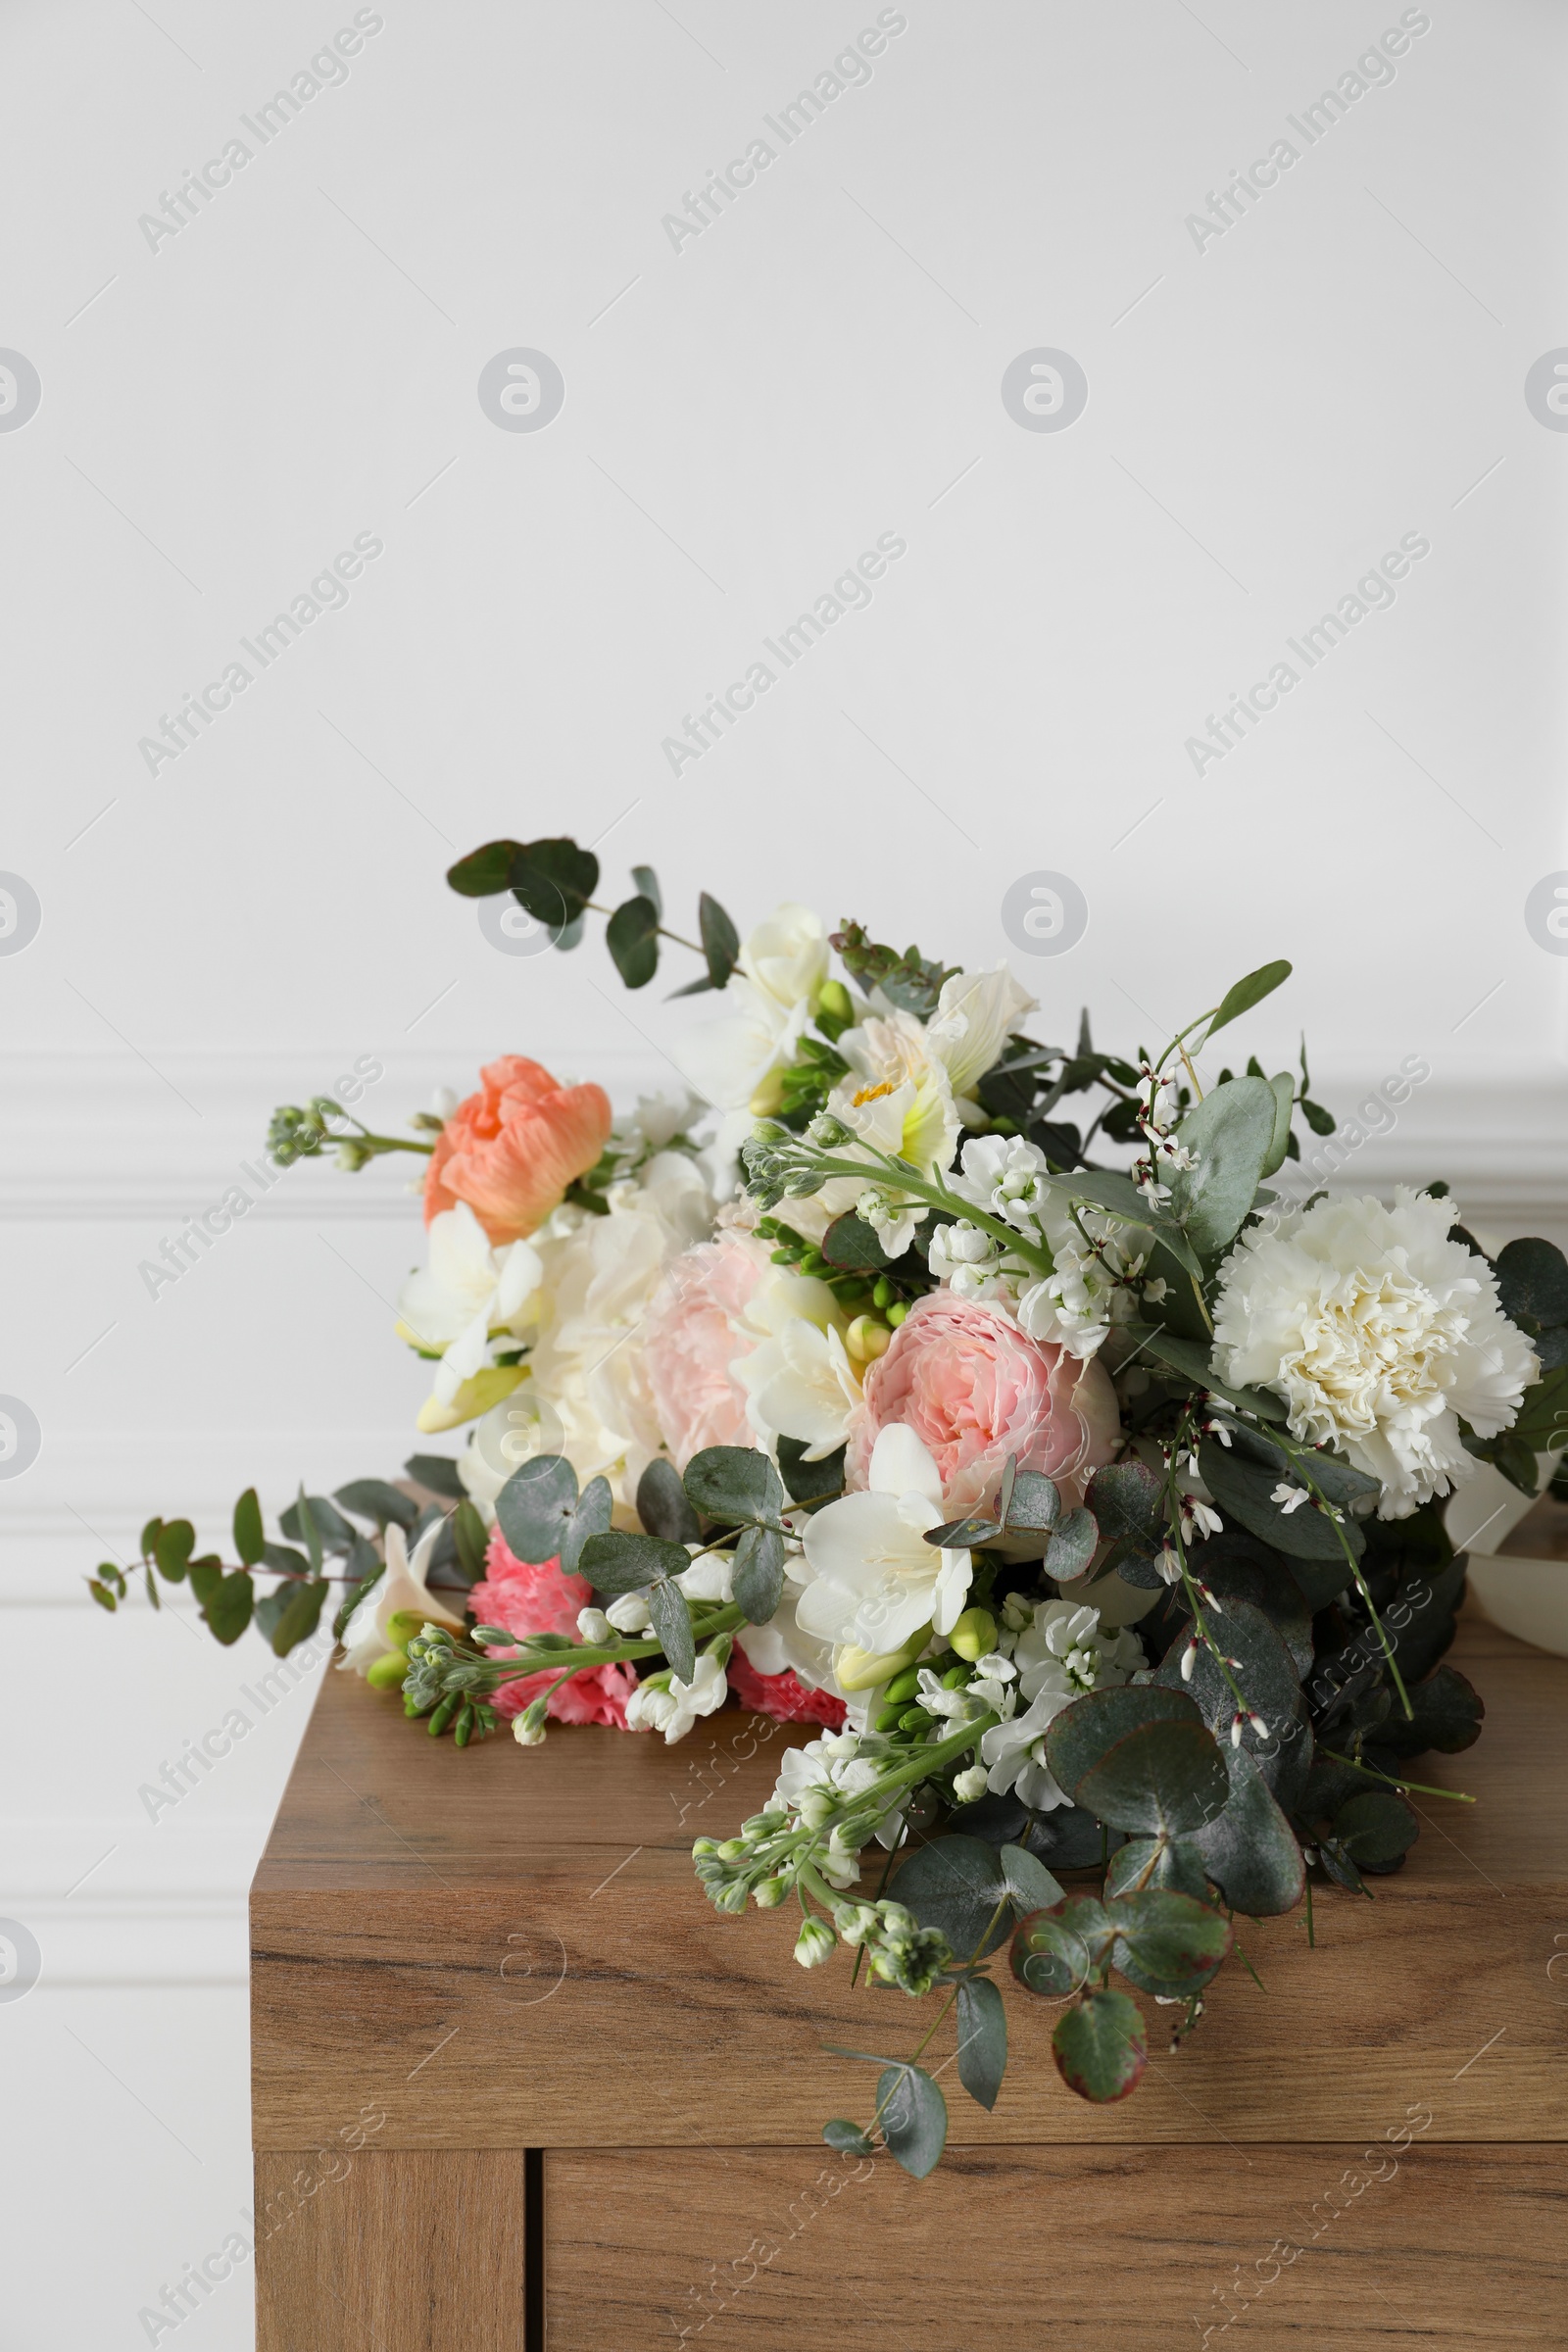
[1319,1747,1474,1803]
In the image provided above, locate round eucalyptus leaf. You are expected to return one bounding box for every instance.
[496,1454,579,1564]
[1073,1718,1231,1838]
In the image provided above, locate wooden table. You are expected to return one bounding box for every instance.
[251,1606,1568,2349]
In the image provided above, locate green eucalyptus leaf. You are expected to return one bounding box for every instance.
[201,1569,255,1645]
[140,1516,164,1560]
[1261,1072,1295,1177]
[495,1456,578,1564]
[1102,1836,1211,1900]
[1043,1684,1201,1798]
[777,1438,846,1506]
[263,1576,329,1657]
[1009,1908,1091,2000]
[1166,1076,1279,1259]
[446,839,525,897]
[510,837,598,925]
[699,892,741,990]
[1372,1663,1484,1757]
[876,2065,948,2179]
[1203,959,1292,1044]
[956,1978,1007,2113]
[1072,1718,1232,1838]
[232,1488,266,1567]
[1333,1788,1418,1870]
[334,1478,418,1532]
[645,1577,696,1682]
[1107,1886,1232,1997]
[732,1522,786,1624]
[606,893,661,989]
[631,864,662,919]
[1189,1744,1304,1915]
[1124,1327,1286,1421]
[1199,1439,1365,1562]
[1152,1595,1302,1768]
[682,1446,784,1526]
[1052,1988,1147,2103]
[560,1475,614,1577]
[892,1837,1009,1959]
[637,1458,702,1544]
[1086,1461,1164,1556]
[281,1493,356,1551]
[577,1530,692,1597]
[453,1500,488,1586]
[402,1453,467,1502]
[821,1211,891,1270]
[822,2119,875,2156]
[153,1519,195,1583]
[999,1843,1063,1916]
[1494,1237,1568,1330]
[1045,1507,1099,1582]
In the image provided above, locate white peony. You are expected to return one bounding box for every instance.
[796,1425,972,1656]
[1212,1187,1539,1518]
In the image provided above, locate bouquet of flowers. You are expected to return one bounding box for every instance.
[99,835,1568,2176]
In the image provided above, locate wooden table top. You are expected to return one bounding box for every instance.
[250,1600,1568,2151]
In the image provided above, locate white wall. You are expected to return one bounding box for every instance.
[2,3,1565,2343]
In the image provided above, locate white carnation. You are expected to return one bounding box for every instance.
[1212,1187,1538,1518]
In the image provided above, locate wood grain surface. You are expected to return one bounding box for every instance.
[250,1609,1568,2151]
[546,2142,1568,2350]
[254,2148,527,2350]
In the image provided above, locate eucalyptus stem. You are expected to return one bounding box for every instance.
[1320,1748,1474,1804]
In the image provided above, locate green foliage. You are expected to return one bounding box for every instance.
[876,2064,948,2177]
[201,1569,255,1645]
[1042,1684,1201,1797]
[821,1211,891,1269]
[606,893,660,988]
[1072,1718,1232,1838]
[731,1523,785,1624]
[681,1446,785,1527]
[1190,1747,1305,1914]
[1052,1988,1147,2102]
[829,920,956,1017]
[1203,959,1292,1044]
[956,1978,1007,2112]
[403,1453,467,1501]
[636,1457,702,1544]
[495,1455,579,1563]
[1199,1437,1364,1564]
[776,1438,846,1506]
[232,1489,265,1567]
[1166,1076,1280,1260]
[335,1479,418,1532]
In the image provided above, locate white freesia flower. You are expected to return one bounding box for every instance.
[678,979,812,1116]
[925,964,1037,1102]
[338,1520,465,1677]
[398,1203,544,1406]
[1212,1187,1539,1517]
[978,1599,1143,1807]
[626,1650,729,1741]
[737,903,829,1012]
[796,1425,972,1655]
[737,1268,862,1458]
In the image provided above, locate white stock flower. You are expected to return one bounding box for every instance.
[397,1204,544,1404]
[796,1425,973,1655]
[978,1599,1143,1806]
[337,1520,465,1677]
[773,1728,885,1821]
[926,1218,1009,1302]
[1212,1187,1539,1517]
[947,1135,1052,1231]
[626,1650,729,1742]
[925,964,1037,1102]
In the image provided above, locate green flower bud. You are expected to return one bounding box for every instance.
[366,1648,409,1690]
[794,1918,836,1969]
[753,1877,789,1909]
[949,1607,998,1662]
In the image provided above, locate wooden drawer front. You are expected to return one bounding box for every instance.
[548,2142,1568,2351]
[254,2149,529,2351]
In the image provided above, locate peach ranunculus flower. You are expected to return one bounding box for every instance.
[423,1055,612,1246]
[643,1228,773,1469]
[845,1292,1119,1519]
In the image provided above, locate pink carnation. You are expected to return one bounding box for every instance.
[728,1645,847,1729]
[847,1292,1119,1519]
[468,1526,639,1728]
[644,1229,772,1470]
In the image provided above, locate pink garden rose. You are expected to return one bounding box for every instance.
[643,1229,772,1470]
[424,1055,612,1246]
[467,1526,639,1727]
[846,1292,1118,1518]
